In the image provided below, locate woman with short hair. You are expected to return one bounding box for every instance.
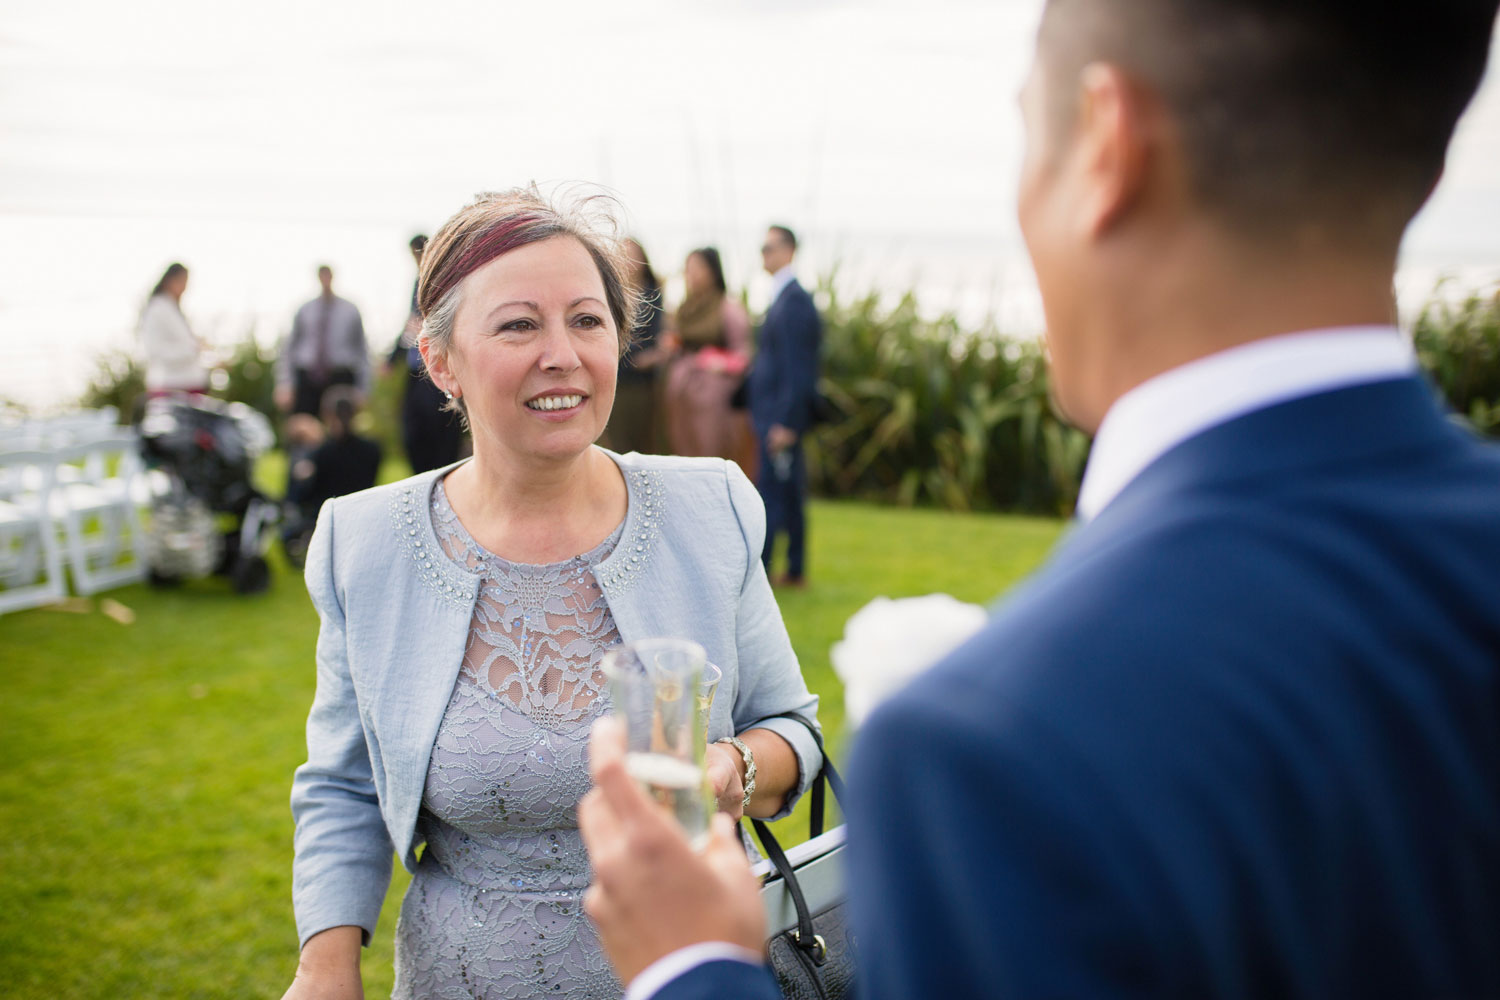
[284,188,822,1000]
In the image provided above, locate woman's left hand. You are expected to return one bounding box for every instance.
[704,742,746,819]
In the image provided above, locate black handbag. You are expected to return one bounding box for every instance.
[750,724,856,1000]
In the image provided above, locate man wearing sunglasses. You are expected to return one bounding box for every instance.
[747,225,821,588]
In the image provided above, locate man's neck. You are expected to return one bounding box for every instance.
[769,264,796,298]
[1069,232,1398,431]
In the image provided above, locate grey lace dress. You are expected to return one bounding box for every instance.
[391,480,624,999]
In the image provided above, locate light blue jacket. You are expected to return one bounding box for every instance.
[290,451,823,947]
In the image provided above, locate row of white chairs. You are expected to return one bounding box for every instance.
[0,410,153,615]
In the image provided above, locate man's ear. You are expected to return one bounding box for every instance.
[1074,62,1155,238]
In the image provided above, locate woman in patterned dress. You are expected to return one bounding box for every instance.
[283,188,823,1000]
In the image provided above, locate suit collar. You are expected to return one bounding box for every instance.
[769,267,799,306]
[1084,375,1460,537]
[1078,327,1415,521]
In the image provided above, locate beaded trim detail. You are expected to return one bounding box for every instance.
[594,469,665,595]
[389,479,478,609]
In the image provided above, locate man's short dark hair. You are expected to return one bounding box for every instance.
[1039,0,1499,244]
[768,225,798,252]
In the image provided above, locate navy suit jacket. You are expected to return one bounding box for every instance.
[657,375,1500,1000]
[748,279,822,435]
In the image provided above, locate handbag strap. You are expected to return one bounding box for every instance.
[809,753,847,838]
[748,711,845,962]
[758,711,845,835]
[751,815,827,964]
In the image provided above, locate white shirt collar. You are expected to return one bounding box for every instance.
[1075,325,1416,522]
[769,264,797,303]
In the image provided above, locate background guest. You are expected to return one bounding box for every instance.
[275,265,369,417]
[747,226,820,587]
[292,385,381,508]
[281,387,381,565]
[387,234,466,472]
[663,247,751,460]
[136,262,209,394]
[606,237,667,454]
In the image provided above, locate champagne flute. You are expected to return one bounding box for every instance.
[601,638,713,844]
[698,661,723,726]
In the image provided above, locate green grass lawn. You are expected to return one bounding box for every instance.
[0,475,1061,999]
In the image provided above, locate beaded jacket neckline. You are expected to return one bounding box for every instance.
[386,454,667,607]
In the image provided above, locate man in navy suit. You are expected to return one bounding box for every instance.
[747,225,822,586]
[579,1,1500,998]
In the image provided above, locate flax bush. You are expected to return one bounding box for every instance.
[1413,284,1500,436]
[807,279,1500,514]
[807,282,1089,516]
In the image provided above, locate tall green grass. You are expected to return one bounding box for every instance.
[1413,285,1500,435]
[809,283,1089,515]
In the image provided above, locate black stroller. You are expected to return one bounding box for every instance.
[137,393,279,594]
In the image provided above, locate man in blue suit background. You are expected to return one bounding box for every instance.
[580,1,1500,998]
[748,225,822,587]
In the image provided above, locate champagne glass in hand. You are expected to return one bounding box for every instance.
[601,638,713,844]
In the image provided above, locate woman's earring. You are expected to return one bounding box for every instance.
[443,390,454,401]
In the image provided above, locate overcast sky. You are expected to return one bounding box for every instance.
[2,0,1498,408]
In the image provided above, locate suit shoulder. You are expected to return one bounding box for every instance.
[892,512,1276,707]
[787,282,818,311]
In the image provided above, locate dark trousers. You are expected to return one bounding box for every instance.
[755,435,807,578]
[402,373,465,474]
[292,367,356,417]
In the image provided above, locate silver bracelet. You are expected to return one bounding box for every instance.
[715,735,756,812]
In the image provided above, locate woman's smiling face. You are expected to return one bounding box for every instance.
[434,235,619,466]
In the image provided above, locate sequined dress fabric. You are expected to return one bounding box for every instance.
[392,480,623,999]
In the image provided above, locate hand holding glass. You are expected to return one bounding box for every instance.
[601,639,714,844]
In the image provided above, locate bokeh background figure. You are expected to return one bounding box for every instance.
[606,237,667,454]
[388,235,467,473]
[136,262,208,395]
[276,265,369,418]
[748,227,821,586]
[664,247,751,460]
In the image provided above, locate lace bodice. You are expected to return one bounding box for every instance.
[392,479,624,999]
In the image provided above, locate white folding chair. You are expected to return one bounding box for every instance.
[49,428,150,595]
[0,449,67,614]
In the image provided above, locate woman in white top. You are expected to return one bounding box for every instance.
[137,262,208,393]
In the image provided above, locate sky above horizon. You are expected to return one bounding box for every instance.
[3,0,1498,409]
